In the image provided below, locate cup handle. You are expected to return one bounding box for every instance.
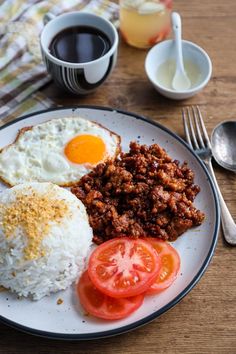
[43,12,56,25]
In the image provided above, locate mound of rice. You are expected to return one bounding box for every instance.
[0,182,93,300]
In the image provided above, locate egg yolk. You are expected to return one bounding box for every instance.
[64,134,106,164]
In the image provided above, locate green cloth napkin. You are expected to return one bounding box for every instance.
[0,0,119,125]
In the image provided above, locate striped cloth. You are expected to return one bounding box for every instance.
[0,0,119,125]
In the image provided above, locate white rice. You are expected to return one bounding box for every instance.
[0,183,93,300]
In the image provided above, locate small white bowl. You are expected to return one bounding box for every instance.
[145,39,212,100]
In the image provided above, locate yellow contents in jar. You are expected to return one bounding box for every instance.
[119,0,172,48]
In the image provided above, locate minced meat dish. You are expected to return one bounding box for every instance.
[71,142,205,244]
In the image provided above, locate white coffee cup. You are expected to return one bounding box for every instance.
[40,12,119,95]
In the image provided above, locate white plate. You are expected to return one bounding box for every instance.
[0,106,220,340]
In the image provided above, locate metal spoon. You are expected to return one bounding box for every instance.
[211,121,236,172]
[171,12,191,91]
[211,120,236,245]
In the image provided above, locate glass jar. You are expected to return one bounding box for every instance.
[119,0,172,49]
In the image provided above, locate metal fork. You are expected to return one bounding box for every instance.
[182,105,236,245]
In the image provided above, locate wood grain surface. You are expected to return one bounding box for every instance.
[1,0,236,353]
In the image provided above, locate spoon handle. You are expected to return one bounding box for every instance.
[206,158,236,245]
[172,12,185,72]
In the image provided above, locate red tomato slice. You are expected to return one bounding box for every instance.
[77,271,144,320]
[88,238,161,298]
[145,238,180,295]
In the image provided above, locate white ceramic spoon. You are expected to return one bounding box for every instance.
[171,12,191,91]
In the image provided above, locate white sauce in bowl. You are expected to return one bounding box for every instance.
[156,59,202,90]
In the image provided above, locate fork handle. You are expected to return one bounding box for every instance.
[205,159,236,245]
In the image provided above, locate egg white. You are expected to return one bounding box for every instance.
[0,117,120,186]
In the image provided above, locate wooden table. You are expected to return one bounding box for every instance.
[0,0,236,353]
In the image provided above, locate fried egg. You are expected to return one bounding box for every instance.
[0,117,121,186]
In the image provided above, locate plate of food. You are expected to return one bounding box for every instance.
[0,106,220,339]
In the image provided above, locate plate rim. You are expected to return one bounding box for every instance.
[0,105,220,340]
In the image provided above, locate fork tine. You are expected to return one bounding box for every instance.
[182,108,193,149]
[187,107,200,149]
[196,105,211,148]
[191,106,205,148]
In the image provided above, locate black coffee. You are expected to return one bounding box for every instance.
[49,26,111,63]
